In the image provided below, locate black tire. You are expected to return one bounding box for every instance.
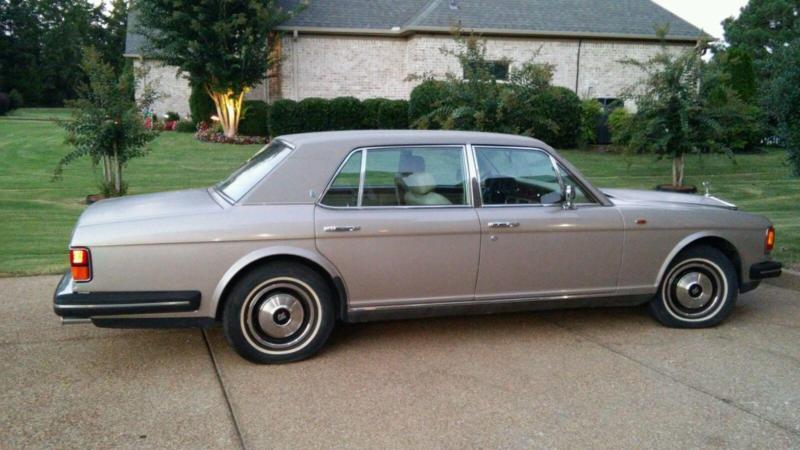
[222,262,336,364]
[649,245,738,328]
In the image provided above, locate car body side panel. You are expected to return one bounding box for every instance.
[70,204,317,318]
[315,206,481,307]
[616,204,772,290]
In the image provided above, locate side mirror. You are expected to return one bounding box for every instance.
[562,184,577,210]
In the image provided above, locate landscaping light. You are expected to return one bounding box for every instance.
[211,115,220,121]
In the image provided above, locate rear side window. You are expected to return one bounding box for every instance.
[217,141,292,201]
[321,146,468,207]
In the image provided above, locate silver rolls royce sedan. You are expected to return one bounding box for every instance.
[54,130,782,364]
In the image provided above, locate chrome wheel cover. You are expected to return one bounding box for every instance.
[242,279,318,351]
[662,258,728,322]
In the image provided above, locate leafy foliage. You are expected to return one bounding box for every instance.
[408,80,448,127]
[56,48,158,196]
[577,99,604,149]
[376,99,409,129]
[8,89,24,110]
[189,84,216,124]
[766,38,800,175]
[238,100,270,137]
[268,99,300,136]
[0,93,9,115]
[295,97,330,132]
[136,0,295,136]
[328,96,364,130]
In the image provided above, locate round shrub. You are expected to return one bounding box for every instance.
[409,80,448,127]
[175,120,196,133]
[8,89,24,110]
[534,86,582,148]
[328,96,364,130]
[238,100,270,136]
[189,84,216,124]
[269,99,299,136]
[361,98,383,129]
[378,99,410,129]
[296,97,330,132]
[0,93,9,116]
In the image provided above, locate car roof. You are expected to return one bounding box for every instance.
[277,130,551,150]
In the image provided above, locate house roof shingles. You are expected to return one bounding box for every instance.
[125,0,705,56]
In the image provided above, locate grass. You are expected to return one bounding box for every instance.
[5,108,74,121]
[0,108,797,275]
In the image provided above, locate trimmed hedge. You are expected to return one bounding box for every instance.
[269,99,300,136]
[239,100,270,136]
[361,98,383,129]
[329,96,363,130]
[189,84,215,124]
[8,89,23,110]
[409,80,447,127]
[295,97,330,132]
[538,86,582,148]
[377,99,409,129]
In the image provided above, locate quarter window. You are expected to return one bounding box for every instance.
[475,147,561,205]
[321,146,468,207]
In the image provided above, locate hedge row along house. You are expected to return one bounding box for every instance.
[124,0,706,128]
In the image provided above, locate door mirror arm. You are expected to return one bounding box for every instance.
[562,185,577,210]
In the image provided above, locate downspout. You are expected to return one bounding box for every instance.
[574,38,582,94]
[293,29,299,100]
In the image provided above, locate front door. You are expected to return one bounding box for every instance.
[473,146,624,300]
[315,145,480,308]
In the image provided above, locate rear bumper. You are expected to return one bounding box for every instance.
[53,273,209,327]
[749,261,783,280]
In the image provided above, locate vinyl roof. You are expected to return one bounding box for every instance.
[126,0,705,56]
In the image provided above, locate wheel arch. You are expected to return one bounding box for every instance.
[211,247,348,321]
[655,232,743,288]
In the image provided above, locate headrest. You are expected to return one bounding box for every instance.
[403,172,436,195]
[398,154,425,174]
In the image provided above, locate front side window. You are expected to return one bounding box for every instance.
[321,146,468,207]
[476,147,561,205]
[556,163,595,204]
[216,140,293,201]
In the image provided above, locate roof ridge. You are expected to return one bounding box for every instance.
[403,0,444,29]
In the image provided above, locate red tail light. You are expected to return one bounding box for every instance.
[765,226,775,253]
[69,248,92,282]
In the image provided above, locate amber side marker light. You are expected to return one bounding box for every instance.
[70,248,92,282]
[765,226,776,253]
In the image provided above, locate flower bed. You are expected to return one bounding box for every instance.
[194,122,269,145]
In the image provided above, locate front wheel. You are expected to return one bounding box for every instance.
[649,245,738,328]
[223,262,335,364]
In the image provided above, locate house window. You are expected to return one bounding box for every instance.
[463,61,510,81]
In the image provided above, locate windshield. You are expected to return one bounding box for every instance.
[216,140,293,201]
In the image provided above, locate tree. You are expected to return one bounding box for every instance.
[620,37,754,188]
[767,38,800,175]
[91,0,129,77]
[723,0,799,77]
[56,48,158,196]
[136,0,294,137]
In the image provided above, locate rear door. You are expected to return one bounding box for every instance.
[315,145,481,309]
[473,146,624,300]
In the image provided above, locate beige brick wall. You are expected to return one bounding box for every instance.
[134,34,694,113]
[133,59,191,118]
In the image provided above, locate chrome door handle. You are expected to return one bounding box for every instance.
[323,225,361,233]
[488,221,520,229]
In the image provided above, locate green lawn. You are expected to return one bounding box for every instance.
[1,111,797,276]
[5,107,75,121]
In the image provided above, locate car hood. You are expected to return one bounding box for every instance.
[76,188,223,227]
[602,188,737,210]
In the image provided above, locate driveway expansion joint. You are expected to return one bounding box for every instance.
[202,329,248,450]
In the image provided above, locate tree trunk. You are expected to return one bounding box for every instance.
[672,153,685,187]
[207,87,247,138]
[113,146,121,195]
[102,155,111,188]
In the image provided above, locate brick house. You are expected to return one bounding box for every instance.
[124,0,705,119]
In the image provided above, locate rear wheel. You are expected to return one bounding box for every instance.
[223,262,335,364]
[649,245,738,328]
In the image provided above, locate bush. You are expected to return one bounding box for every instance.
[409,80,448,127]
[377,99,409,129]
[607,108,633,148]
[0,93,9,115]
[577,99,604,149]
[295,97,330,132]
[268,99,300,136]
[189,84,215,124]
[239,100,270,136]
[536,86,581,148]
[175,120,196,133]
[361,98,383,129]
[165,111,180,121]
[328,96,364,130]
[8,89,24,110]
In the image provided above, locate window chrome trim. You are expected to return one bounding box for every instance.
[472,145,600,208]
[317,144,473,210]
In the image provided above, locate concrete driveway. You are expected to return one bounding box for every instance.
[1,276,799,449]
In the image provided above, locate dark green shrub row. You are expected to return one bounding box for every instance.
[0,93,9,116]
[239,100,270,136]
[189,84,216,124]
[268,97,409,137]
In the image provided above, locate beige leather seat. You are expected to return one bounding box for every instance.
[402,172,452,206]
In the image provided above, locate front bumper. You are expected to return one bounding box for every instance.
[53,272,203,319]
[749,261,783,280]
